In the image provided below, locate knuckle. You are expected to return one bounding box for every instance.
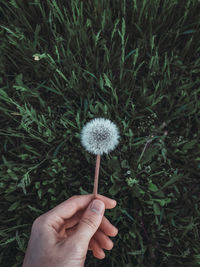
[33,215,42,226]
[69,195,79,201]
[32,215,46,229]
[81,216,98,230]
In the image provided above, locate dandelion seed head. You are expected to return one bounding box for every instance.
[81,117,120,155]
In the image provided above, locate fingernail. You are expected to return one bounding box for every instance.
[90,199,104,214]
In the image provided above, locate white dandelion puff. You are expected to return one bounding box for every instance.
[80,117,120,155]
[80,118,120,197]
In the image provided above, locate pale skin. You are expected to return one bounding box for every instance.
[22,194,118,267]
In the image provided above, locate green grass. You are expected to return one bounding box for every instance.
[0,0,200,266]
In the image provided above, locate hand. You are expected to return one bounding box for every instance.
[22,194,118,267]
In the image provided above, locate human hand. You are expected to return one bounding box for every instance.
[22,194,118,267]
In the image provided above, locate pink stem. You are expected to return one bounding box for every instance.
[93,154,101,198]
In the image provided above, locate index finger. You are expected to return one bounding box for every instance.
[44,194,117,222]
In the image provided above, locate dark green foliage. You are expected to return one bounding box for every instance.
[0,0,200,266]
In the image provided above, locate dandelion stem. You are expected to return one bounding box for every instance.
[93,154,101,198]
[137,136,154,164]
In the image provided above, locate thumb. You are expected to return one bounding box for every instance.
[75,199,105,245]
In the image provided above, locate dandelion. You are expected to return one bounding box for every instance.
[81,118,120,197]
